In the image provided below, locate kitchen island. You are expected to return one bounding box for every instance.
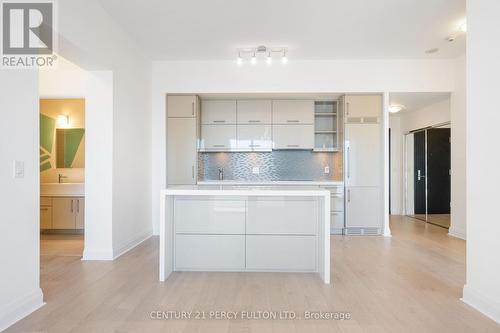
[159,185,331,283]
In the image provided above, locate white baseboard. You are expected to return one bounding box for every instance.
[82,247,114,261]
[462,284,500,324]
[113,230,153,259]
[0,288,44,332]
[448,227,466,240]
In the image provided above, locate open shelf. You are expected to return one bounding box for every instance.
[314,100,339,151]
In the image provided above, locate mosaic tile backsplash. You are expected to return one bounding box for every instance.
[198,151,342,182]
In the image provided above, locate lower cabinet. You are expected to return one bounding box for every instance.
[41,196,84,230]
[345,186,381,230]
[320,186,345,235]
[246,235,316,271]
[175,234,245,270]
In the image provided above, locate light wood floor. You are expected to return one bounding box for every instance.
[40,234,84,257]
[7,216,500,333]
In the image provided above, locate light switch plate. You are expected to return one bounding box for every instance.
[324,166,330,174]
[252,166,260,174]
[14,160,24,178]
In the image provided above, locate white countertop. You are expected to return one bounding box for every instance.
[197,180,344,186]
[163,185,330,197]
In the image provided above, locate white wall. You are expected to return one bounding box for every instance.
[463,0,500,323]
[151,59,456,233]
[56,0,153,257]
[389,116,403,214]
[0,71,44,331]
[449,55,467,239]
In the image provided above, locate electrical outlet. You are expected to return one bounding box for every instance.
[14,160,24,178]
[252,166,260,174]
[324,166,330,174]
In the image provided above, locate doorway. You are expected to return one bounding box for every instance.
[404,123,451,228]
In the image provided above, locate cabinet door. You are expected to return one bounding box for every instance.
[201,100,237,124]
[246,235,316,271]
[236,125,272,150]
[272,125,314,149]
[331,212,344,230]
[272,100,314,124]
[345,95,381,120]
[175,234,245,270]
[40,206,52,229]
[52,198,76,229]
[237,100,272,124]
[345,187,380,228]
[167,95,197,118]
[200,125,237,151]
[167,118,197,185]
[345,123,380,187]
[75,198,85,229]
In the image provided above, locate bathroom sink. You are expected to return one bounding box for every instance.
[40,183,85,196]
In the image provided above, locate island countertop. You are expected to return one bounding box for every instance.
[163,185,331,196]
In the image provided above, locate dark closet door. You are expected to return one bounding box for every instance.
[414,131,426,214]
[427,128,451,214]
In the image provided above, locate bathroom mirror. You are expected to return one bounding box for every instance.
[56,128,85,168]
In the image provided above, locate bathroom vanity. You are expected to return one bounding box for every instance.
[159,185,331,283]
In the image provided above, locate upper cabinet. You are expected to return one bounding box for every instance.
[201,100,237,124]
[344,95,381,123]
[237,100,272,124]
[273,125,314,150]
[272,100,314,124]
[167,95,198,118]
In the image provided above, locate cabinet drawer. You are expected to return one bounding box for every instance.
[246,197,317,235]
[40,197,52,206]
[272,125,314,150]
[200,125,237,151]
[272,100,314,124]
[236,125,272,150]
[246,235,316,271]
[330,194,344,211]
[40,206,52,229]
[175,234,245,270]
[175,199,245,234]
[201,100,237,124]
[237,100,272,124]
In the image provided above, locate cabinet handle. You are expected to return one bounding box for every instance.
[248,120,261,123]
[249,144,261,147]
[77,200,80,213]
[287,144,299,147]
[347,146,350,179]
[71,200,74,213]
[213,120,226,123]
[192,165,194,179]
[346,102,350,115]
[40,207,48,211]
[287,120,300,123]
[191,101,194,116]
[347,189,351,202]
[213,144,226,147]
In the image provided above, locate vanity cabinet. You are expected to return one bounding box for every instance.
[272,124,314,149]
[272,100,314,124]
[41,197,84,230]
[237,100,272,124]
[201,100,237,124]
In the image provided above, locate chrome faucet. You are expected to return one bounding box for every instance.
[58,173,68,184]
[218,168,224,181]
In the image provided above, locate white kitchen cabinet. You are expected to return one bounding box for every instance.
[174,199,245,234]
[200,124,237,151]
[236,125,272,150]
[201,100,237,124]
[344,95,381,122]
[167,95,197,118]
[246,197,317,235]
[40,206,52,229]
[272,124,314,149]
[345,123,380,187]
[331,212,345,231]
[175,234,245,270]
[167,117,198,184]
[246,235,316,271]
[345,187,381,229]
[272,100,314,124]
[237,100,272,124]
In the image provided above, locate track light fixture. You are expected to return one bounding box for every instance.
[236,46,288,65]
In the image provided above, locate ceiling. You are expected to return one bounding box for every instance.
[389,92,451,113]
[98,0,466,61]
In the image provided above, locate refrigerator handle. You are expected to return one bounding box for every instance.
[346,146,350,180]
[347,189,351,202]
